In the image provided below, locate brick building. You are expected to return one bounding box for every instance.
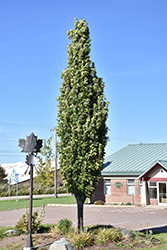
[91,143,167,206]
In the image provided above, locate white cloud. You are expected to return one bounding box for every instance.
[0,127,9,133]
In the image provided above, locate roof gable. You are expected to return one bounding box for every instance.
[139,160,167,179]
[102,143,167,176]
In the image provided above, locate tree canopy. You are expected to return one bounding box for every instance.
[57,18,109,232]
[35,137,54,187]
[0,165,7,181]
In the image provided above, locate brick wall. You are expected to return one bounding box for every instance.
[150,198,158,205]
[105,179,141,204]
[90,177,141,204]
[90,178,105,203]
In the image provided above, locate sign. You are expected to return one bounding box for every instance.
[26,154,39,165]
[11,169,16,184]
[115,182,123,188]
[18,133,42,153]
[15,173,19,183]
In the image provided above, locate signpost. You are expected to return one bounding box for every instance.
[19,133,42,250]
[8,177,11,201]
[15,173,19,201]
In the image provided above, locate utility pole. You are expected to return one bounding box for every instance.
[51,128,58,198]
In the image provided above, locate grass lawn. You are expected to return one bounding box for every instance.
[0,196,77,211]
[138,232,167,250]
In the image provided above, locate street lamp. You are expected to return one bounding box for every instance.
[18,133,42,250]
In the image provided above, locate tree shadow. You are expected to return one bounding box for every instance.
[103,161,112,170]
[87,224,114,232]
[33,198,43,200]
[140,225,167,233]
[34,242,53,249]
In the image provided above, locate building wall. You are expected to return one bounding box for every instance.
[90,178,105,203]
[150,198,158,205]
[105,179,141,204]
[90,177,141,204]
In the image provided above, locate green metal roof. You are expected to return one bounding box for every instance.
[102,143,167,176]
[138,160,167,179]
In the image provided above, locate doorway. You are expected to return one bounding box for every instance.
[159,183,167,204]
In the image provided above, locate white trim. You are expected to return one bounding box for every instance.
[158,182,167,206]
[103,177,138,180]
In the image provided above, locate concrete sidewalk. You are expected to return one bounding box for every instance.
[0,193,72,201]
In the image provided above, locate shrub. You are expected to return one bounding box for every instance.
[15,204,45,233]
[137,204,142,207]
[94,200,104,205]
[57,219,72,235]
[58,183,68,194]
[50,224,61,235]
[126,202,131,205]
[0,182,68,197]
[71,231,94,249]
[96,228,122,245]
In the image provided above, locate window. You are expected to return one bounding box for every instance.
[104,179,111,195]
[149,181,157,199]
[139,180,143,196]
[127,179,135,195]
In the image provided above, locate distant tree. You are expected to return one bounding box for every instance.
[57,18,109,232]
[0,165,7,180]
[35,137,54,187]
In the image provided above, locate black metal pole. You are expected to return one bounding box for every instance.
[54,128,58,198]
[26,164,33,248]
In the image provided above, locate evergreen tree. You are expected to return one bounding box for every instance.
[0,165,7,180]
[57,18,109,232]
[35,137,54,187]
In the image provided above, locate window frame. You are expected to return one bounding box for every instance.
[149,181,157,199]
[139,180,143,196]
[127,179,135,196]
[104,179,111,195]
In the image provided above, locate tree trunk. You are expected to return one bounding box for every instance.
[75,194,85,233]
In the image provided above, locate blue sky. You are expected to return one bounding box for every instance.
[0,0,167,164]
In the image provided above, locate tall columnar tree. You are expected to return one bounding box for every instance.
[57,18,109,232]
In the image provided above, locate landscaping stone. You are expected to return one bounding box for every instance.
[6,230,18,236]
[122,229,134,239]
[49,237,75,250]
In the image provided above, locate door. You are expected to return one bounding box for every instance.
[159,183,167,204]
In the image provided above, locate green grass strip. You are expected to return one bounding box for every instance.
[0,196,77,211]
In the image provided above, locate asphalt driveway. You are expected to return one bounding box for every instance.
[0,204,167,232]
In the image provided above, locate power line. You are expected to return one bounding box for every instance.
[0,150,19,153]
[110,136,142,143]
[0,120,54,129]
[0,155,22,157]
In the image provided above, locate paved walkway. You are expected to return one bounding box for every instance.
[0,193,71,201]
[1,195,167,232]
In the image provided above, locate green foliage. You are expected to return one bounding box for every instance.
[0,226,19,239]
[35,137,54,187]
[95,228,122,245]
[0,165,7,181]
[126,202,132,205]
[94,200,104,205]
[0,182,68,197]
[71,231,94,249]
[57,219,72,235]
[57,18,109,201]
[15,204,45,233]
